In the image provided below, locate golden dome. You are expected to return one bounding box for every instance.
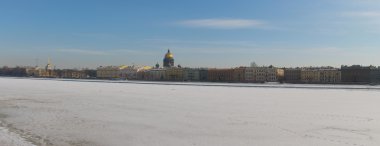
[165,49,173,59]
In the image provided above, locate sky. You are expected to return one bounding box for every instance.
[1,0,380,69]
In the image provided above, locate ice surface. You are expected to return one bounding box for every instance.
[0,125,35,146]
[0,77,380,146]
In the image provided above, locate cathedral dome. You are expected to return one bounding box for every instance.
[165,49,173,59]
[163,49,174,68]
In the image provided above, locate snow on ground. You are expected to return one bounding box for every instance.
[0,125,35,146]
[0,77,380,146]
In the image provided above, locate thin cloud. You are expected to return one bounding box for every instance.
[143,38,258,48]
[339,11,380,32]
[57,49,110,56]
[112,49,156,56]
[178,18,265,29]
[342,11,380,18]
[71,33,116,39]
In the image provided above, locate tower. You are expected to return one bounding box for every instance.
[163,49,174,68]
[44,58,55,77]
[45,58,53,71]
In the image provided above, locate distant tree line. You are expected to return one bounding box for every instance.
[0,66,97,78]
[0,66,27,77]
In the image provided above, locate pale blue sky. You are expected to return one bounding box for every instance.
[0,0,380,69]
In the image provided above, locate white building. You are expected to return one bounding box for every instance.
[183,68,200,81]
[144,69,166,81]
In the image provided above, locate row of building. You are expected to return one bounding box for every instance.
[284,66,380,84]
[134,66,284,83]
[5,64,380,84]
[285,67,341,84]
[2,50,380,84]
[96,65,380,84]
[22,59,96,79]
[24,67,96,79]
[95,50,380,84]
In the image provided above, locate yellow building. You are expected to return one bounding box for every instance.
[60,70,87,79]
[301,67,341,83]
[245,66,283,83]
[96,66,124,79]
[301,69,320,83]
[165,67,184,81]
[207,68,234,82]
[135,66,153,80]
[276,68,285,81]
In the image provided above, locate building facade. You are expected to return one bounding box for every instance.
[243,67,283,83]
[320,69,341,83]
[165,67,184,81]
[207,68,234,82]
[276,68,285,82]
[143,69,166,81]
[183,68,200,81]
[233,67,246,82]
[300,67,341,83]
[245,67,256,82]
[341,65,372,83]
[301,69,320,83]
[199,68,208,81]
[60,69,87,79]
[370,67,380,84]
[25,67,40,77]
[284,68,302,83]
[96,66,125,79]
[97,66,119,79]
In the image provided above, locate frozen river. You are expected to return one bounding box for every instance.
[0,77,380,146]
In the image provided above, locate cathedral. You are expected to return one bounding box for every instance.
[163,49,174,68]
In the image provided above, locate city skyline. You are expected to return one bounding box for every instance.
[1,0,380,69]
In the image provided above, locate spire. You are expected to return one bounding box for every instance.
[167,49,170,53]
[45,57,54,71]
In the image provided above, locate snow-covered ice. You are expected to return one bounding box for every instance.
[0,125,35,146]
[0,77,380,146]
